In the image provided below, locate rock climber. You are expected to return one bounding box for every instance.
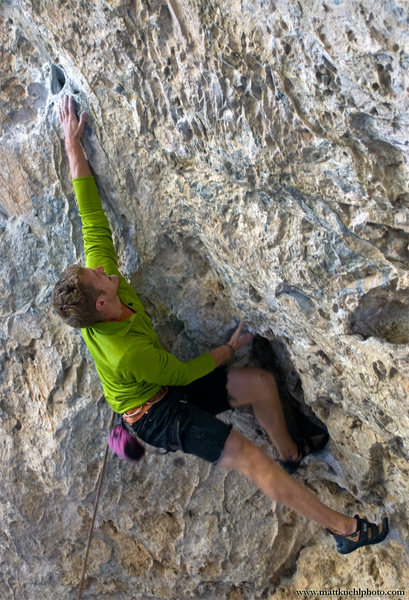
[52,95,389,554]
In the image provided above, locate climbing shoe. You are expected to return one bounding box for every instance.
[280,431,329,474]
[331,514,389,554]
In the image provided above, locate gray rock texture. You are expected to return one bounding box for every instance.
[1,0,408,598]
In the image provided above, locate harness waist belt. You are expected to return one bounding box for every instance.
[122,386,168,425]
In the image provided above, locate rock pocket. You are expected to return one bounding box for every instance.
[50,64,66,94]
[348,287,409,344]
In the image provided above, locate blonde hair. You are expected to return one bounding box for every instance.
[52,265,100,328]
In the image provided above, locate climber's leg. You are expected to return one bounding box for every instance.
[218,428,357,535]
[227,367,299,462]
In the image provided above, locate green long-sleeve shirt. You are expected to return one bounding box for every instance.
[74,176,215,414]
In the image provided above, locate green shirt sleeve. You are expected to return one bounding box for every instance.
[72,176,118,271]
[120,337,216,387]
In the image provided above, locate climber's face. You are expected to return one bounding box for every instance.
[82,266,120,303]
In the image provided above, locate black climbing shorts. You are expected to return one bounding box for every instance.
[129,366,233,463]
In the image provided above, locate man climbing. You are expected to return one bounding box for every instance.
[52,95,389,555]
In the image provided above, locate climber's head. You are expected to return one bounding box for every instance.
[52,265,119,328]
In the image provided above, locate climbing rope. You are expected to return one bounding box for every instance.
[77,411,116,600]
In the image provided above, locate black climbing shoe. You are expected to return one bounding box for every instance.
[280,431,329,474]
[331,515,389,554]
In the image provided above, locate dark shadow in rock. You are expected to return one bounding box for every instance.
[251,335,328,442]
[389,435,408,461]
[50,64,66,94]
[348,287,409,344]
[359,442,387,505]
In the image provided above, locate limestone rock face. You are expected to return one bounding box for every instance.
[1,0,408,598]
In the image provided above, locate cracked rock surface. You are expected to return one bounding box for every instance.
[1,0,408,598]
